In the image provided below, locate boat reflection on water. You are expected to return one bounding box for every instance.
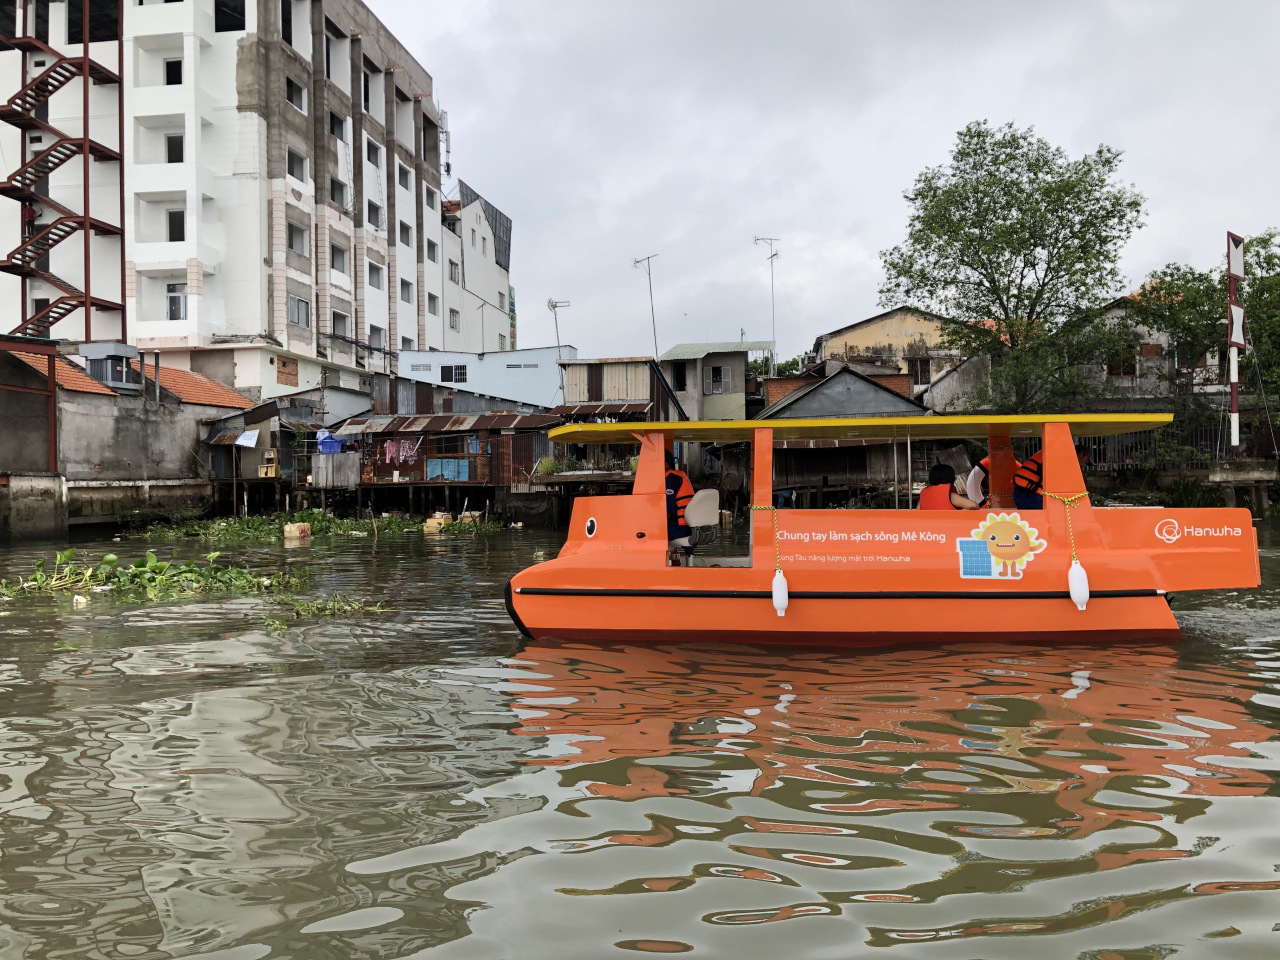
[494,640,1279,950]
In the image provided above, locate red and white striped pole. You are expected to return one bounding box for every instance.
[1227,232,1246,457]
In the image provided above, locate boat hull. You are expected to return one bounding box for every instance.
[505,579,1183,645]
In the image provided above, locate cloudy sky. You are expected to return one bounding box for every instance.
[367,0,1280,362]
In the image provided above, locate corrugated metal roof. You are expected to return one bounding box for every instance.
[552,402,652,417]
[332,414,561,437]
[658,342,774,362]
[206,429,243,446]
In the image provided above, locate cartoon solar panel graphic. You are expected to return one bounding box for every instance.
[956,537,996,578]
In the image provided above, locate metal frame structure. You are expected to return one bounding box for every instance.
[0,332,59,471]
[0,0,124,341]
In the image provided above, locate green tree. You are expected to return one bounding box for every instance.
[748,356,801,376]
[879,121,1146,412]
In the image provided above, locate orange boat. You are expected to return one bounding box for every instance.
[506,415,1260,644]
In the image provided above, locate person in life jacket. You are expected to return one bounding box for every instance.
[665,449,695,541]
[1013,443,1090,510]
[918,463,981,510]
[965,454,1022,505]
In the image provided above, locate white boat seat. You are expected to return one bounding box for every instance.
[684,488,720,528]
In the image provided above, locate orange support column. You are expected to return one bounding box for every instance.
[752,428,774,556]
[633,431,667,496]
[987,430,1017,509]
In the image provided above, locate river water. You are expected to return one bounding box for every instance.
[0,526,1277,959]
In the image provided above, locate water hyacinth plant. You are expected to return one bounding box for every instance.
[138,510,431,542]
[0,549,305,603]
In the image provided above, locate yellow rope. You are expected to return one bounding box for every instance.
[749,503,782,571]
[1043,491,1089,562]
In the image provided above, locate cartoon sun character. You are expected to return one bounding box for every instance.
[972,513,1046,578]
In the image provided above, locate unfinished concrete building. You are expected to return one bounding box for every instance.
[0,0,514,405]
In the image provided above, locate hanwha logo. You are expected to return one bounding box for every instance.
[1155,518,1181,543]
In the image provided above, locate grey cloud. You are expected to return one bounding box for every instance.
[369,0,1280,360]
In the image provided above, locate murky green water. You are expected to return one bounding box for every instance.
[0,526,1277,959]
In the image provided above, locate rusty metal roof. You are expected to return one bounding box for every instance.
[206,429,244,446]
[333,414,561,437]
[552,402,652,417]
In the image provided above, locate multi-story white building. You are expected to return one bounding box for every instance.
[0,0,513,403]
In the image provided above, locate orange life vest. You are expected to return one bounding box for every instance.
[665,470,694,537]
[918,484,958,510]
[1013,450,1045,493]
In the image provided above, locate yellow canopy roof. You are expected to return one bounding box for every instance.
[549,413,1173,444]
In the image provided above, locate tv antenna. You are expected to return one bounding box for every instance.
[633,254,660,357]
[547,298,570,396]
[754,237,780,376]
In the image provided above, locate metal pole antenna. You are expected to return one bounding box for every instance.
[754,237,780,376]
[633,255,659,357]
[547,298,570,399]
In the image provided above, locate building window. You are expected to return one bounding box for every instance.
[286,148,306,181]
[366,139,380,164]
[166,209,185,242]
[214,0,246,32]
[288,295,310,328]
[330,243,348,275]
[398,164,411,190]
[401,335,414,351]
[426,239,438,263]
[441,364,466,383]
[498,291,506,312]
[330,178,348,209]
[424,185,436,210]
[324,34,331,79]
[166,283,187,322]
[448,308,460,331]
[399,221,412,246]
[329,112,346,141]
[427,292,439,315]
[410,363,432,372]
[907,357,931,386]
[703,365,731,395]
[164,59,182,86]
[285,76,305,112]
[470,228,476,248]
[448,260,459,284]
[332,311,349,338]
[67,0,117,43]
[165,133,184,164]
[481,236,487,257]
[1107,353,1138,377]
[362,70,371,113]
[367,201,383,229]
[400,279,413,303]
[368,262,384,290]
[286,221,308,255]
[671,361,687,392]
[369,325,384,351]
[281,0,293,45]
[498,333,507,351]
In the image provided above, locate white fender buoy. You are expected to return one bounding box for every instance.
[772,569,789,618]
[1069,559,1090,611]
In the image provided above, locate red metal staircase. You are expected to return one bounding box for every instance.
[0,23,123,339]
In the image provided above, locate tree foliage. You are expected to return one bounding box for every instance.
[879,121,1145,412]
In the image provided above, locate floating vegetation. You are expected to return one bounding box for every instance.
[0,550,305,603]
[138,510,430,542]
[265,592,385,631]
[438,519,508,536]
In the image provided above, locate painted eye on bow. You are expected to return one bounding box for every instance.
[586,518,597,538]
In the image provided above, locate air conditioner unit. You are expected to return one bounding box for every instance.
[80,342,141,394]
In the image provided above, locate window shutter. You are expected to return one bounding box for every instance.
[702,364,713,396]
[722,367,732,394]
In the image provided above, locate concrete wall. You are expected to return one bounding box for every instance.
[0,475,67,543]
[820,308,958,389]
[400,345,574,408]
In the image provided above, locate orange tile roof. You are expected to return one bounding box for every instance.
[131,360,253,409]
[13,352,116,396]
